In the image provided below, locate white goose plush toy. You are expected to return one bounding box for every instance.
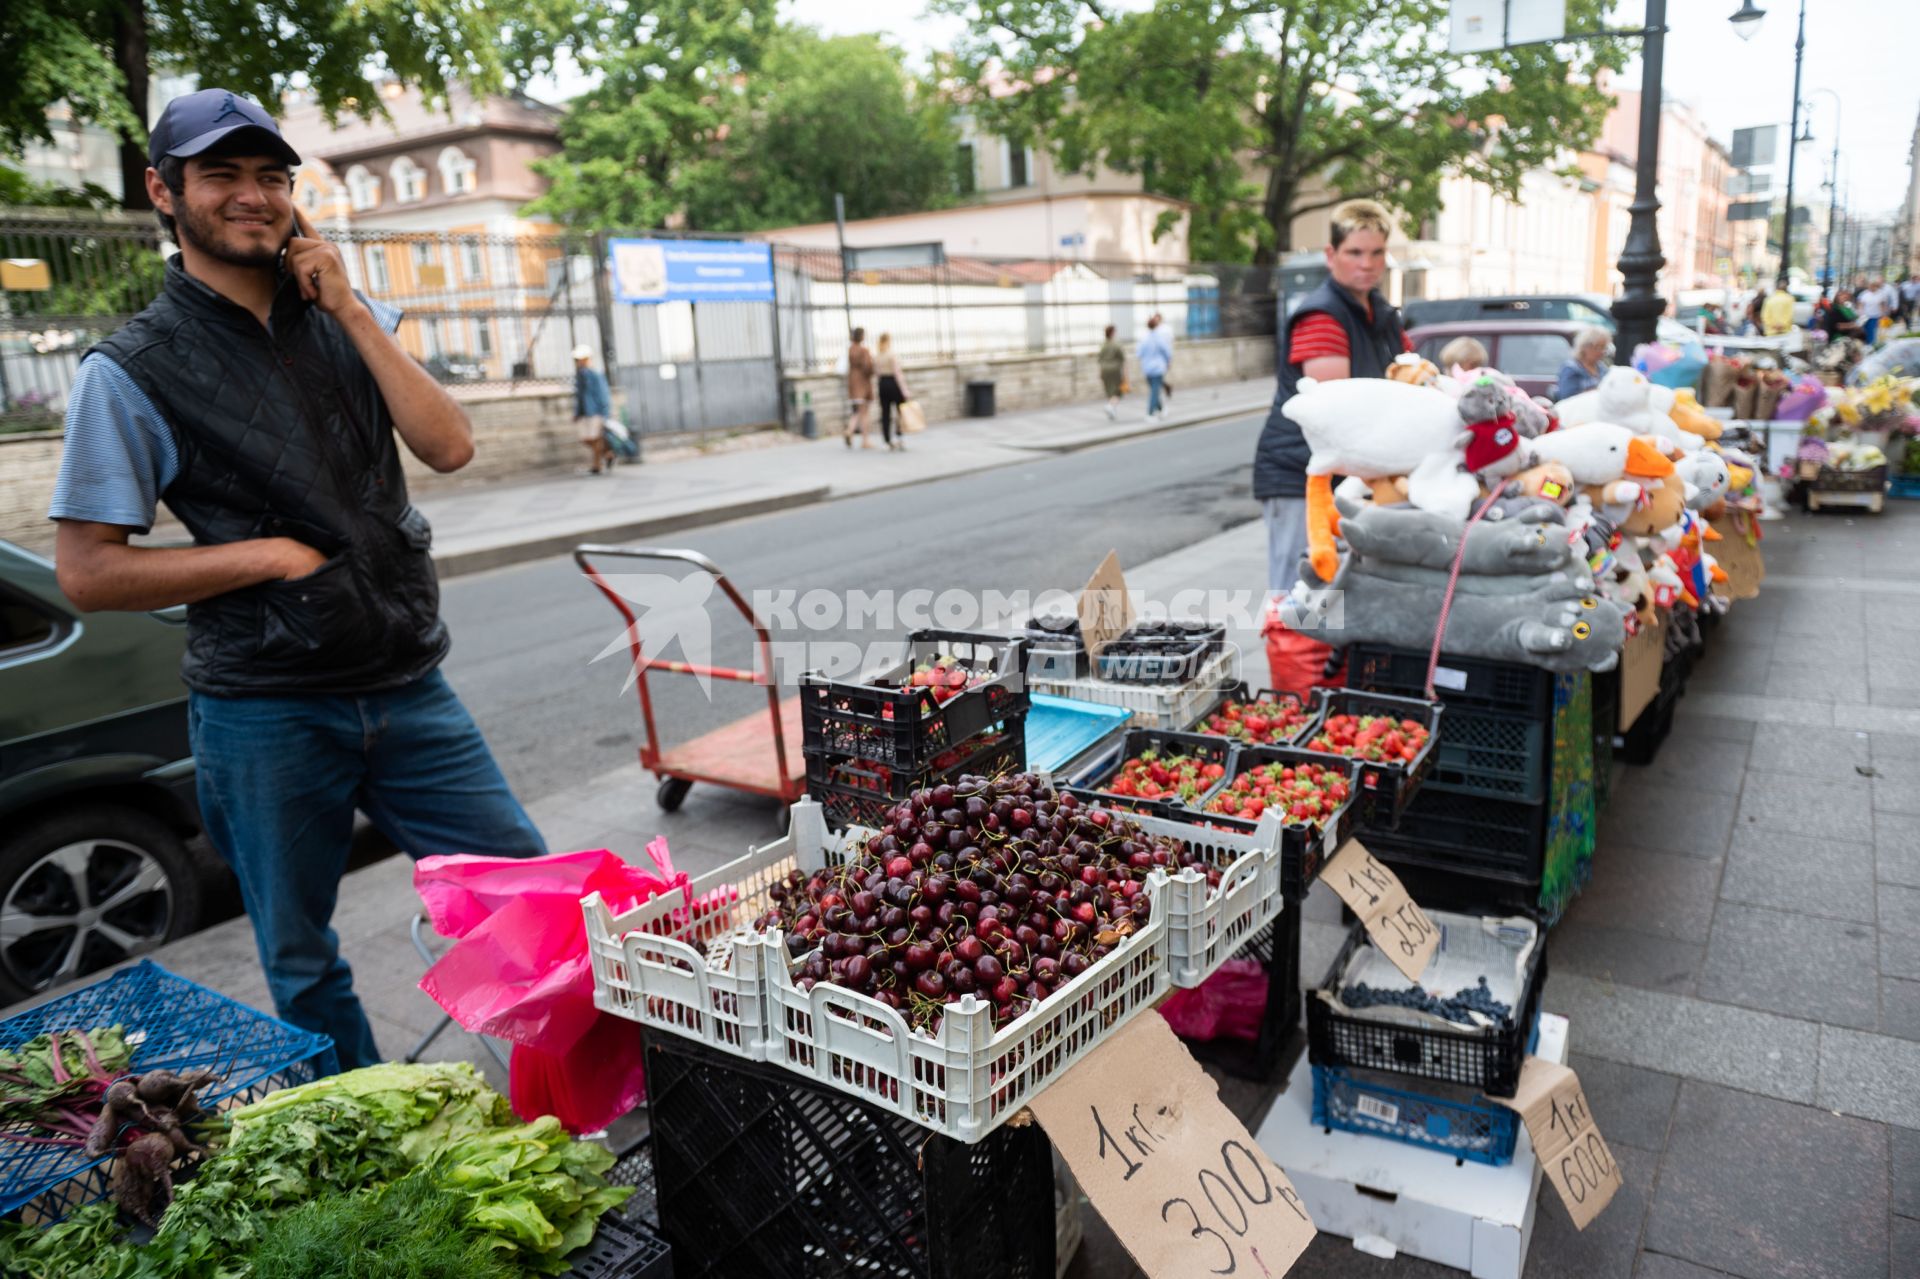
[1556,366,1671,433]
[1280,376,1477,581]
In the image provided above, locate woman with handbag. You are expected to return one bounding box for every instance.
[875,332,913,452]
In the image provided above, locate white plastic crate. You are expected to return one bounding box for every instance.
[582,801,862,1059]
[759,875,1171,1143]
[1028,646,1236,730]
[1112,806,1293,990]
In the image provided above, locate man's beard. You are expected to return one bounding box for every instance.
[175,199,283,270]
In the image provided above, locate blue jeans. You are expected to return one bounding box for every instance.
[189,669,546,1070]
[1146,373,1165,415]
[1864,317,1881,344]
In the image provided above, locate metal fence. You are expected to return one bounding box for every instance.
[0,212,1277,436]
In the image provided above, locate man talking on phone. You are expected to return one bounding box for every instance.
[45,89,545,1069]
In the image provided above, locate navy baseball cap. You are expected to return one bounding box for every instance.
[148,88,302,169]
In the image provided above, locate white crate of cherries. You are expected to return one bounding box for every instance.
[756,772,1235,1142]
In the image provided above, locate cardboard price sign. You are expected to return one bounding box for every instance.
[1320,840,1439,982]
[1031,1014,1315,1279]
[1077,550,1135,659]
[1494,1059,1622,1230]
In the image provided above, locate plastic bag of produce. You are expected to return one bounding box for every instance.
[1265,607,1343,700]
[1157,958,1267,1042]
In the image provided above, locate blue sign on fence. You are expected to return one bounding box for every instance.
[608,238,775,304]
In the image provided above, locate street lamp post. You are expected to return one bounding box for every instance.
[1809,89,1842,289]
[1728,0,1808,282]
[1611,0,1668,362]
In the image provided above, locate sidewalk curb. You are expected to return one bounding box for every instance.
[433,485,832,579]
[1007,397,1270,453]
[432,397,1268,579]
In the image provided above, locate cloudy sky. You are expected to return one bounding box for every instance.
[782,0,1918,216]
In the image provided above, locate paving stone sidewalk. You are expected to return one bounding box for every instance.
[13,497,1918,1279]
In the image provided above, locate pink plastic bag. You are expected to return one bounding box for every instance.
[1157,958,1268,1043]
[413,838,688,1131]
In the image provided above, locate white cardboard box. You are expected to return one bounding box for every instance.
[1256,1012,1570,1279]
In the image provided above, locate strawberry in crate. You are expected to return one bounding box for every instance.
[1202,760,1350,825]
[1102,748,1224,804]
[1197,693,1313,745]
[1305,714,1430,764]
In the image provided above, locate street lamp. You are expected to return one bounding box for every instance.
[1613,0,1797,360]
[1807,89,1842,289]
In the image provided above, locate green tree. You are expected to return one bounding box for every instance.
[0,0,570,212]
[683,31,963,231]
[934,0,1624,262]
[527,22,960,234]
[522,2,780,231]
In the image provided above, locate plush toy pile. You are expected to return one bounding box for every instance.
[1285,355,1764,675]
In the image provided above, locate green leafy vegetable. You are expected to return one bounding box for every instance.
[247,1172,520,1279]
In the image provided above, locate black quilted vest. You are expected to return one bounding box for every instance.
[1253,279,1407,499]
[92,256,448,696]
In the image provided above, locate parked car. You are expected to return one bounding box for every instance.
[1405,319,1590,398]
[1403,293,1618,329]
[421,353,488,383]
[0,540,224,1004]
[1403,293,1701,347]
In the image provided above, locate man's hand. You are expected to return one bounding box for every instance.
[266,537,330,580]
[287,207,362,318]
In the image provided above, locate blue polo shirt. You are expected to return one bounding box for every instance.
[47,294,404,532]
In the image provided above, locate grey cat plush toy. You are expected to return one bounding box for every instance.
[1337,496,1577,576]
[1360,557,1597,599]
[1299,565,1626,673]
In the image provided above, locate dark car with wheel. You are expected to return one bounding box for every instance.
[0,539,219,1004]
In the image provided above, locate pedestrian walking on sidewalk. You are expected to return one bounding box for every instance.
[874,332,912,452]
[45,89,546,1072]
[1762,277,1797,337]
[1252,198,1409,595]
[845,327,876,449]
[573,344,613,474]
[1098,324,1126,419]
[1137,314,1173,420]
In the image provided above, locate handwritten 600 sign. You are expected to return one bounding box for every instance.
[1030,1014,1315,1278]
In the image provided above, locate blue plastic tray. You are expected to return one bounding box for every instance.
[1024,693,1133,774]
[0,959,336,1219]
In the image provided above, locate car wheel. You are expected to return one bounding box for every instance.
[0,805,203,1004]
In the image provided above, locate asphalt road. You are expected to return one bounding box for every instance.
[436,411,1267,806]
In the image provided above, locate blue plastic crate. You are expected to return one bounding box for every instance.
[1311,1063,1521,1166]
[1890,475,1920,500]
[0,959,336,1220]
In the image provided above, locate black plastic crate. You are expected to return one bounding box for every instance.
[1427,706,1550,803]
[1175,900,1305,1083]
[645,1032,1055,1279]
[1361,780,1550,885]
[1188,744,1360,899]
[800,628,1030,770]
[566,1213,674,1279]
[807,721,1027,830]
[1370,857,1542,918]
[1305,917,1548,1098]
[1095,635,1216,685]
[606,1133,660,1228]
[1591,667,1619,812]
[1301,687,1443,830]
[1062,727,1233,814]
[1021,613,1088,681]
[1616,648,1686,767]
[1348,643,1556,719]
[1186,680,1319,747]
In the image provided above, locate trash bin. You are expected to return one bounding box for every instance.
[965,380,996,418]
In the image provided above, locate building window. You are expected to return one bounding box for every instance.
[954,143,976,196]
[459,239,484,282]
[438,146,477,196]
[391,157,427,203]
[363,245,390,292]
[411,241,436,271]
[421,318,442,357]
[298,180,323,213]
[475,321,492,357]
[345,165,379,211]
[1006,142,1032,188]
